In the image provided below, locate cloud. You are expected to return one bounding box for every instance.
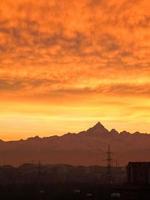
[0,0,149,136]
[0,79,22,91]
[0,77,61,92]
[0,0,149,67]
[1,74,150,102]
[51,83,150,98]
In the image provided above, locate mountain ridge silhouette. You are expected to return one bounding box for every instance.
[0,122,150,166]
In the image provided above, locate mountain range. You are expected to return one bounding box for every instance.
[0,122,150,166]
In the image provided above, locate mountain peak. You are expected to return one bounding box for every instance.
[110,129,119,135]
[27,136,41,141]
[93,122,105,129]
[86,122,109,136]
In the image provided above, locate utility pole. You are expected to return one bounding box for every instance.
[106,145,113,184]
[38,161,45,200]
[38,161,41,186]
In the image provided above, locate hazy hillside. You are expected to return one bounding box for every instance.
[0,122,150,166]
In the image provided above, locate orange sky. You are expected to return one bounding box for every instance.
[0,0,150,140]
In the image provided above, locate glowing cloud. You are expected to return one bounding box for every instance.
[0,0,149,140]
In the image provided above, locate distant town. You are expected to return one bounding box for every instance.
[0,161,150,199]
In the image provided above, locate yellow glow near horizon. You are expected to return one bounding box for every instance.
[0,0,150,140]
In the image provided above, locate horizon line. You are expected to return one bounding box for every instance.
[0,121,149,142]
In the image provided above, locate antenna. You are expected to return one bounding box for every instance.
[106,145,113,184]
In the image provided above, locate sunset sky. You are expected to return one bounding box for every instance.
[0,0,150,140]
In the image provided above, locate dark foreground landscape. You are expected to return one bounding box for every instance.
[0,163,150,200]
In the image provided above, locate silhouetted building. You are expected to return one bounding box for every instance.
[127,162,150,185]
